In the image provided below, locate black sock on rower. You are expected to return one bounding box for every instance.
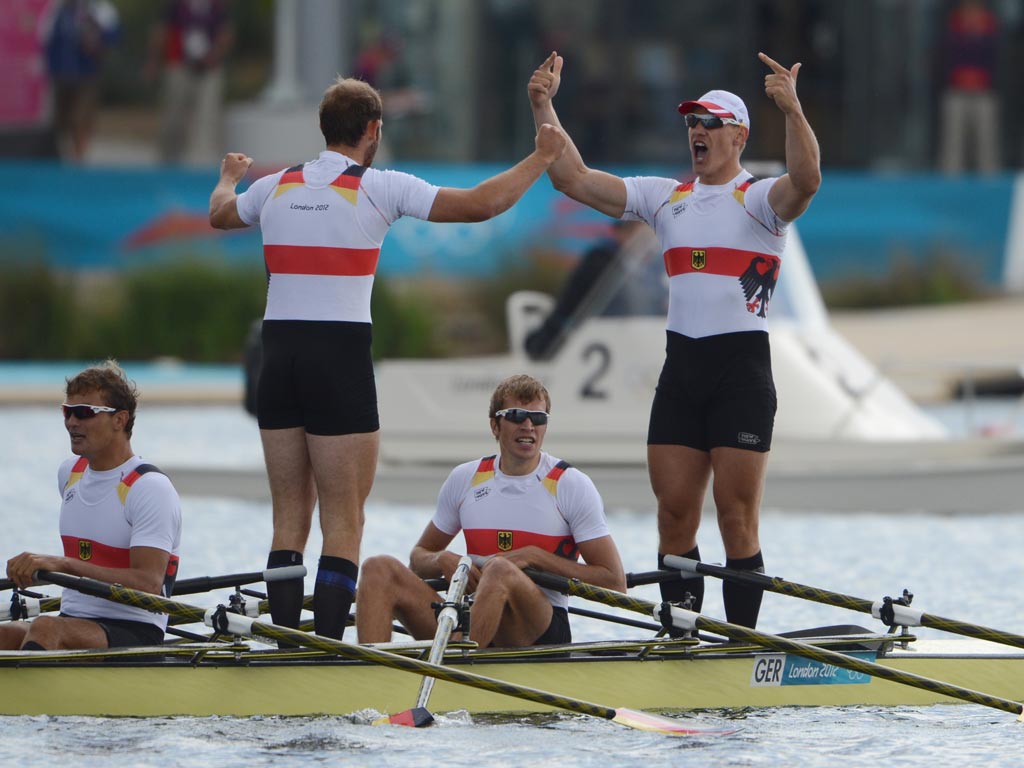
[723,551,765,629]
[266,550,305,643]
[658,548,704,638]
[20,641,45,651]
[314,556,358,640]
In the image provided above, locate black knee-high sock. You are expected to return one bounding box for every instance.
[658,547,704,611]
[314,556,358,640]
[266,549,305,632]
[723,551,765,629]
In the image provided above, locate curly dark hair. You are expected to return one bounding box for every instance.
[65,359,139,437]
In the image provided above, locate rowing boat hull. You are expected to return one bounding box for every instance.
[3,641,1021,717]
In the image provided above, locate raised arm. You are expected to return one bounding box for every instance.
[209,152,254,230]
[759,52,821,222]
[427,123,567,222]
[528,52,627,218]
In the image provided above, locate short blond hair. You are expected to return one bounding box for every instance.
[488,374,551,418]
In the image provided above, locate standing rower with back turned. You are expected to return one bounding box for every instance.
[209,76,566,640]
[528,51,820,627]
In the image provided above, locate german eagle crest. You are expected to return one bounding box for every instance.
[739,255,780,318]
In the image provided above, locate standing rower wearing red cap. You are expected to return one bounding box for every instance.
[527,51,821,628]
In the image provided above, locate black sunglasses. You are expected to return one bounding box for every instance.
[495,408,549,426]
[683,113,741,129]
[62,403,118,420]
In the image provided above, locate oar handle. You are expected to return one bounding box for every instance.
[663,556,776,588]
[625,570,685,588]
[172,565,307,595]
[523,568,570,592]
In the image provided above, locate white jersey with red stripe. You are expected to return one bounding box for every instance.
[235,150,440,323]
[623,170,789,339]
[431,451,609,610]
[56,455,182,629]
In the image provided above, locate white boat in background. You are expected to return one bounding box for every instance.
[373,222,1024,514]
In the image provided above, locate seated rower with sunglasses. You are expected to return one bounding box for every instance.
[355,374,625,648]
[528,52,821,629]
[0,361,182,652]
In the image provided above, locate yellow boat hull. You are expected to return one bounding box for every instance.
[2,641,1022,717]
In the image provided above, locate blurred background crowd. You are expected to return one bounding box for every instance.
[1,0,1022,368]
[2,0,1021,173]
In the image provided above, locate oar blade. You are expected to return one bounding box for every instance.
[374,706,435,728]
[612,708,736,736]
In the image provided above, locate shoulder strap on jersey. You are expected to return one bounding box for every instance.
[329,163,368,204]
[733,175,759,205]
[542,459,572,496]
[273,164,306,198]
[471,455,497,487]
[64,457,90,491]
[116,463,165,505]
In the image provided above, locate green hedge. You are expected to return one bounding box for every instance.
[0,258,445,362]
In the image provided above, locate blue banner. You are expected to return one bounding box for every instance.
[0,161,1016,287]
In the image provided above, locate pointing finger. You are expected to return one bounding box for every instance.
[758,51,787,74]
[543,50,556,69]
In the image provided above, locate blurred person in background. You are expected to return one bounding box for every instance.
[42,0,120,162]
[524,220,659,360]
[939,0,1001,174]
[146,0,234,165]
[208,76,566,641]
[528,51,820,629]
[352,24,431,165]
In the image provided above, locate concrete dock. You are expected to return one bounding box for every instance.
[830,295,1024,403]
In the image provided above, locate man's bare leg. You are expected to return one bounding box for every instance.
[355,555,443,643]
[649,444,712,613]
[17,615,108,650]
[0,622,29,650]
[306,430,379,639]
[470,558,553,648]
[260,427,317,630]
[711,446,769,627]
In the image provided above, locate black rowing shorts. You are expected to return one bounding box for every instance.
[258,320,380,436]
[61,614,164,648]
[647,330,776,452]
[533,607,571,645]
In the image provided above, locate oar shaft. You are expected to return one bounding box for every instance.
[415,555,472,709]
[36,571,620,721]
[664,556,1024,650]
[528,569,1024,718]
[0,579,14,592]
[172,565,307,596]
